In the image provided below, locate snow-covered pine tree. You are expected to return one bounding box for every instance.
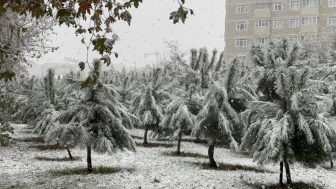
[133,68,170,144]
[29,69,60,135]
[161,99,195,154]
[0,94,17,146]
[188,48,225,90]
[57,71,84,111]
[46,59,136,173]
[192,81,240,168]
[240,42,336,185]
[12,75,42,123]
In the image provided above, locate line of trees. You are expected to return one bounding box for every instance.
[1,39,336,187]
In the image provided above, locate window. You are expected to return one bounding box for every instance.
[329,0,336,7]
[256,20,269,27]
[301,16,318,25]
[255,37,269,44]
[273,19,283,29]
[328,16,336,26]
[273,2,283,11]
[289,18,299,28]
[236,21,248,30]
[236,39,248,47]
[256,3,271,9]
[237,5,249,13]
[301,0,319,6]
[290,0,300,10]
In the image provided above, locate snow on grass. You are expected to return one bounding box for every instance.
[0,124,335,188]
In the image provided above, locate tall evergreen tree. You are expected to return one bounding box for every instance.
[193,81,240,168]
[241,42,336,185]
[46,59,136,173]
[161,99,195,154]
[133,68,170,144]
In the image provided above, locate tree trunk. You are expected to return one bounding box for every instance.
[330,154,333,168]
[177,130,182,155]
[208,142,217,168]
[279,161,284,185]
[143,126,148,145]
[284,157,292,185]
[66,145,73,160]
[87,145,92,174]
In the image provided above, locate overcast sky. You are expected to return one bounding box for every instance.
[31,0,226,73]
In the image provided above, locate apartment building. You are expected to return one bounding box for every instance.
[224,0,336,61]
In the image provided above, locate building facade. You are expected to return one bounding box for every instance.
[224,0,336,61]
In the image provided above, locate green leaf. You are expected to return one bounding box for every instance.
[130,0,143,8]
[56,9,72,19]
[100,54,111,66]
[79,62,85,71]
[92,37,115,55]
[92,38,106,55]
[75,28,86,34]
[80,76,94,89]
[178,6,187,23]
[0,72,15,82]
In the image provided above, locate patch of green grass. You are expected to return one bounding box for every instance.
[194,162,273,173]
[50,166,135,176]
[35,156,81,162]
[163,151,208,158]
[246,181,322,189]
[16,137,45,143]
[135,141,174,148]
[30,144,73,151]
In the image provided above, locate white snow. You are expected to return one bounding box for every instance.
[0,124,335,188]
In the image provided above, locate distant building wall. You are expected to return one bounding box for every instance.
[40,63,78,78]
[225,0,336,63]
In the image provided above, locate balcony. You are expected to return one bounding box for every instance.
[254,9,270,19]
[300,24,318,34]
[254,27,270,36]
[300,6,319,15]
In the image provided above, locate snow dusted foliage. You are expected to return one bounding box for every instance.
[193,81,240,149]
[116,76,134,109]
[26,69,60,134]
[255,39,300,101]
[222,58,259,115]
[160,99,196,153]
[0,10,55,80]
[14,69,60,125]
[30,104,59,135]
[186,47,224,90]
[46,59,136,155]
[192,81,240,168]
[133,68,170,143]
[240,62,336,184]
[57,71,84,110]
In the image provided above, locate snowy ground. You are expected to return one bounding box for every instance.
[1,124,335,189]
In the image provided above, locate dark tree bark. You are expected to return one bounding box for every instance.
[284,157,292,185]
[330,154,334,168]
[208,142,217,168]
[66,145,73,160]
[87,145,92,174]
[279,161,284,185]
[177,130,182,155]
[143,125,148,145]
